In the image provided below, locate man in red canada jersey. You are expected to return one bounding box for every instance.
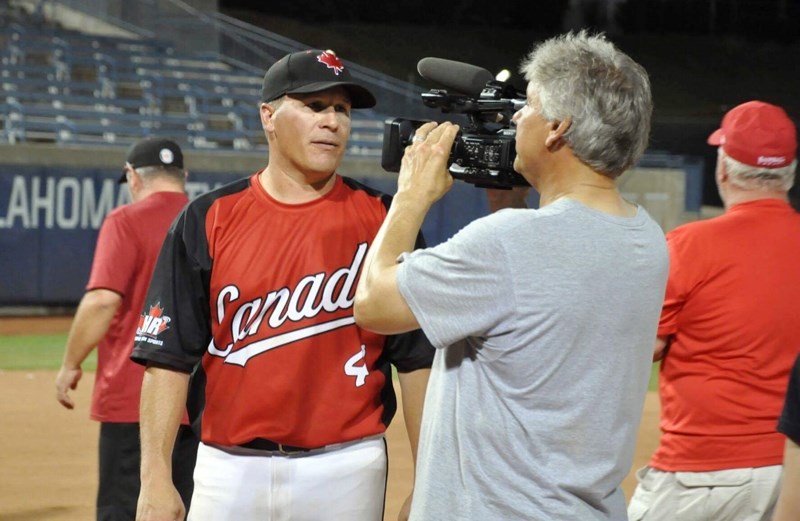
[132,49,434,521]
[629,101,800,521]
[55,137,197,521]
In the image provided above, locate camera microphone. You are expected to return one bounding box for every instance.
[417,57,494,97]
[383,58,527,189]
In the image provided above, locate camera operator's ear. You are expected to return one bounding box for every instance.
[545,118,572,151]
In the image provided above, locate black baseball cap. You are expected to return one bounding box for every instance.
[261,49,376,109]
[120,137,184,183]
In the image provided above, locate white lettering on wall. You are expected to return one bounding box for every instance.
[56,177,80,229]
[0,176,129,229]
[30,177,54,228]
[82,178,116,229]
[3,175,30,228]
[0,176,226,229]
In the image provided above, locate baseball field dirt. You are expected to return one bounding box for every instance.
[0,317,660,520]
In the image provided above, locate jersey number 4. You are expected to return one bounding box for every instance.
[344,345,369,387]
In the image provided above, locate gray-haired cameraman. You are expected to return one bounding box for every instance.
[355,31,668,520]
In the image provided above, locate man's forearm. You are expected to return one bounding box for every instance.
[139,367,190,480]
[354,194,427,334]
[355,121,459,335]
[62,289,121,367]
[395,367,431,520]
[369,194,428,277]
[398,367,431,464]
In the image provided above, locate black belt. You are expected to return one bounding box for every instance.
[239,438,311,455]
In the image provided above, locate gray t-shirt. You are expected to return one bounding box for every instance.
[397,198,668,520]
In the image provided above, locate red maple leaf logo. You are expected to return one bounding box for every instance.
[317,51,344,76]
[137,302,171,337]
[149,303,164,318]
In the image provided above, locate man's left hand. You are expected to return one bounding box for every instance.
[55,365,82,409]
[397,121,460,209]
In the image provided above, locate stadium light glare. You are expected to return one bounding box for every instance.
[495,69,511,82]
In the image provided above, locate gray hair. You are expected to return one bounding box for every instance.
[719,148,796,192]
[520,30,652,178]
[134,165,186,185]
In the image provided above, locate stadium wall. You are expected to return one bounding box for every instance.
[0,143,701,308]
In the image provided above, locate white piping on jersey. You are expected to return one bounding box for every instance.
[221,315,356,366]
[206,242,368,366]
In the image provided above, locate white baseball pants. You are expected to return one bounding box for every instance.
[188,437,387,521]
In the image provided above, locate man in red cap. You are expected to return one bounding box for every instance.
[55,137,196,521]
[628,100,800,520]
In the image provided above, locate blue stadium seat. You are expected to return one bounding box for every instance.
[0,17,385,156]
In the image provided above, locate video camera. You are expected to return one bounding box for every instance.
[381,58,528,189]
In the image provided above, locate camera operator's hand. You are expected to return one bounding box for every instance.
[397,121,460,210]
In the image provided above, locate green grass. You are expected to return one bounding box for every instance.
[0,333,96,371]
[649,361,660,392]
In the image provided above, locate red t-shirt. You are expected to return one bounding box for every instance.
[87,191,188,423]
[132,174,434,448]
[652,199,800,471]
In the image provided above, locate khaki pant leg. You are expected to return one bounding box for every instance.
[628,465,782,521]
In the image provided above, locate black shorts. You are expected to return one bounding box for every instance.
[97,422,198,521]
